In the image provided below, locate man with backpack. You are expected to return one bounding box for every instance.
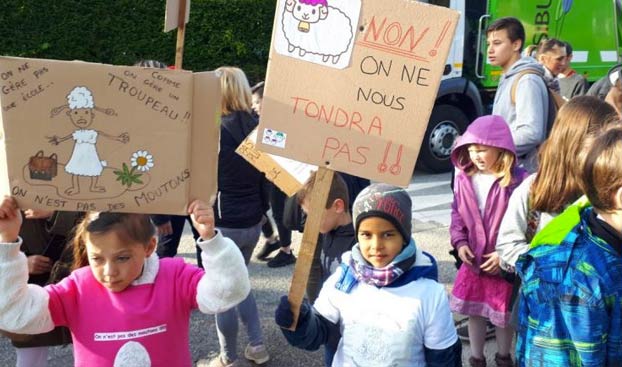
[487,17,549,173]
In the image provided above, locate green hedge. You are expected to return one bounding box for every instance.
[0,0,275,84]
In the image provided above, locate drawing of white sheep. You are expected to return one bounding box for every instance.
[281,0,354,64]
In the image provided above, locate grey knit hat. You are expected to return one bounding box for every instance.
[352,183,412,242]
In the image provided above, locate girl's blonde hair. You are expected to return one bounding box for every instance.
[456,146,516,187]
[530,96,619,213]
[216,66,253,115]
[72,213,156,270]
[581,126,622,212]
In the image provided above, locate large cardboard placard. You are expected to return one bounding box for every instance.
[258,0,459,186]
[0,57,220,214]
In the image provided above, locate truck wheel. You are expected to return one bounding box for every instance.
[418,105,469,173]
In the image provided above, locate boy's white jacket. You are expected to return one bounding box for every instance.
[311,246,457,366]
[0,231,250,334]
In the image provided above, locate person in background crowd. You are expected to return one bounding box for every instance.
[557,41,588,101]
[251,81,297,268]
[487,17,548,173]
[449,115,528,367]
[200,67,271,367]
[535,38,567,93]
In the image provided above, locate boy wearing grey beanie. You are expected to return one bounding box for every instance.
[276,183,461,366]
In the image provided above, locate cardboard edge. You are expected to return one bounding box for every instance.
[188,71,221,208]
[235,133,303,197]
[0,109,9,199]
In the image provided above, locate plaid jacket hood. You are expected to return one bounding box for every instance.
[528,195,591,250]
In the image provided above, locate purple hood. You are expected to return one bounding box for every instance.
[451,115,517,171]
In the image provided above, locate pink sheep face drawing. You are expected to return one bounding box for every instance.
[289,0,328,24]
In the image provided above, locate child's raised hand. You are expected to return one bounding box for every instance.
[188,199,215,240]
[457,245,474,266]
[0,196,22,243]
[480,251,500,275]
[275,295,311,330]
[275,295,294,329]
[27,255,53,275]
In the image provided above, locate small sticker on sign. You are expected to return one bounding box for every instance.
[262,128,287,149]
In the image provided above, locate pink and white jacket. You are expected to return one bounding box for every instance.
[0,231,250,367]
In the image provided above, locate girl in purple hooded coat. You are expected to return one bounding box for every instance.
[449,115,528,367]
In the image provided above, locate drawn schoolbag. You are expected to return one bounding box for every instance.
[510,70,565,138]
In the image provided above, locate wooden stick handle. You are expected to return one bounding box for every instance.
[174,0,187,69]
[286,167,334,330]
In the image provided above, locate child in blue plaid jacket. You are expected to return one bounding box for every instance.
[516,126,622,366]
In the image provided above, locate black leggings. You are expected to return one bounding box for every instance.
[260,186,292,247]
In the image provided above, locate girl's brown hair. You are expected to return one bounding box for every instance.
[72,213,156,269]
[581,127,622,212]
[455,146,516,187]
[216,67,253,115]
[530,96,619,213]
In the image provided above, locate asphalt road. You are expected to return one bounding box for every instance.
[0,172,505,366]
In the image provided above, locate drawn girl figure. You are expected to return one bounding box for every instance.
[48,86,129,196]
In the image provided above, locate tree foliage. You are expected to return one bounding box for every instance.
[0,0,275,84]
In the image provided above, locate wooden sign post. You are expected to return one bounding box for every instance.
[258,0,459,328]
[164,0,191,69]
[174,0,188,69]
[286,167,333,329]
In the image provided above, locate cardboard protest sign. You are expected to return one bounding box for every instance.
[164,0,191,32]
[236,128,316,196]
[259,0,459,186]
[0,56,220,214]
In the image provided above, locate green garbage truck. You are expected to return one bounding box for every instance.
[419,0,621,172]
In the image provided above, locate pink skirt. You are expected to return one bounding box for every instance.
[450,265,513,327]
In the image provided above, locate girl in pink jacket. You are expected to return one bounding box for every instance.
[449,115,528,367]
[0,197,250,367]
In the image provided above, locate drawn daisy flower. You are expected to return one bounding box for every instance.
[130,150,154,172]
